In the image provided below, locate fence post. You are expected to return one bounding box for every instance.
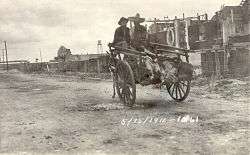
[4,41,8,71]
[215,50,221,78]
[97,58,100,75]
[84,61,88,73]
[174,19,180,48]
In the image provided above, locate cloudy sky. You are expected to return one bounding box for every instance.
[0,0,239,62]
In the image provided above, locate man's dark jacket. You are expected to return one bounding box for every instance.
[113,26,130,44]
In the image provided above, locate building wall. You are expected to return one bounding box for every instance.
[228,48,250,76]
[0,55,110,74]
[243,21,250,34]
[201,49,228,77]
[221,6,243,45]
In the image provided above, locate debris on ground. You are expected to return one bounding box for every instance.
[91,103,125,111]
[103,137,121,144]
[44,136,52,139]
[214,78,249,99]
[191,77,208,86]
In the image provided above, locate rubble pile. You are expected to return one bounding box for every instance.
[214,77,249,100]
[191,77,208,86]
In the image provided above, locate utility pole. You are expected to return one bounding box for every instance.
[40,49,43,63]
[2,49,5,62]
[4,41,8,71]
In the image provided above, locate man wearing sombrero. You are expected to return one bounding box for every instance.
[128,13,161,85]
[128,13,147,51]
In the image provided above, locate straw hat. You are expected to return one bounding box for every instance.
[129,13,145,23]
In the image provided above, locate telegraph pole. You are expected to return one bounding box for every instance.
[40,49,43,63]
[2,49,5,62]
[4,41,8,71]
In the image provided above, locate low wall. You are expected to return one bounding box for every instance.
[0,57,110,74]
[200,48,250,77]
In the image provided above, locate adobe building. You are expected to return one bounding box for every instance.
[52,45,109,74]
[190,0,250,77]
[147,0,249,77]
[66,53,109,73]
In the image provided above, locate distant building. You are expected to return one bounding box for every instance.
[52,52,109,73]
[67,53,107,62]
[66,53,109,73]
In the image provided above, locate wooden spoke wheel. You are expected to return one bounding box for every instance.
[167,80,191,102]
[114,60,136,107]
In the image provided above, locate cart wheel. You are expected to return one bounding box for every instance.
[167,80,191,102]
[115,60,136,106]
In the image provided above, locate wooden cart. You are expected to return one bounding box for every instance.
[108,42,193,107]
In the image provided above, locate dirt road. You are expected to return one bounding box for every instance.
[0,71,249,154]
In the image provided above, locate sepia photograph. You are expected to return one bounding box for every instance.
[0,0,249,154]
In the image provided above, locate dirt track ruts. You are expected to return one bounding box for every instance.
[0,71,249,154]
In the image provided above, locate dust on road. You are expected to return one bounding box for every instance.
[0,71,249,154]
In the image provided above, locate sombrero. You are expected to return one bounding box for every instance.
[128,13,145,23]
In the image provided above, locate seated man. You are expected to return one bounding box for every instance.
[110,17,131,98]
[113,17,131,48]
[128,13,161,85]
[129,13,178,85]
[129,13,147,51]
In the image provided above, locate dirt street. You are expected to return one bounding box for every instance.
[0,71,249,154]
